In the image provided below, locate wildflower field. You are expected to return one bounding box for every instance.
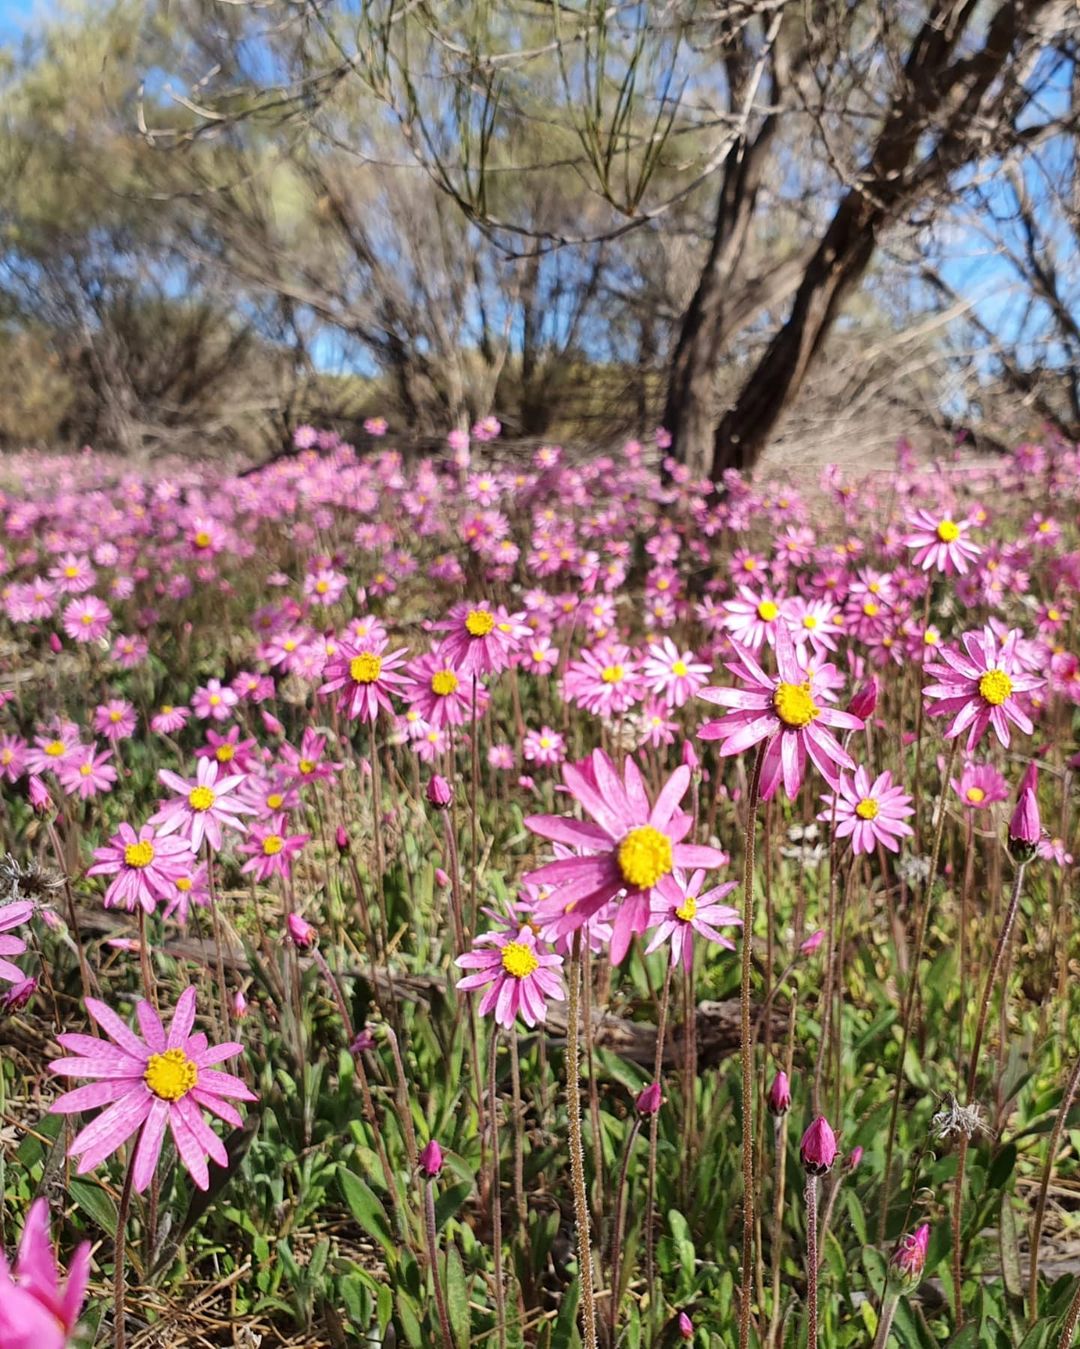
[1,428,1078,1349]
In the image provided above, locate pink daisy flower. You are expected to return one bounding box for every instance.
[161,862,210,925]
[320,637,412,723]
[304,567,347,607]
[279,729,341,786]
[0,733,27,783]
[525,750,727,965]
[110,633,148,669]
[562,643,644,718]
[0,1198,90,1349]
[720,585,786,650]
[150,758,255,853]
[93,698,137,742]
[455,925,565,1028]
[523,726,566,766]
[698,626,861,800]
[950,761,1009,810]
[239,815,309,883]
[642,638,711,708]
[644,869,740,970]
[49,988,256,1192]
[404,651,488,729]
[191,679,239,722]
[903,509,981,574]
[818,767,914,854]
[62,595,111,643]
[57,745,117,801]
[88,823,194,915]
[437,600,516,677]
[923,625,1044,750]
[0,902,32,985]
[49,551,96,594]
[150,704,190,735]
[26,726,79,776]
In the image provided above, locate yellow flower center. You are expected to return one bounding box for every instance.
[465,609,496,637]
[79,763,92,777]
[978,669,1012,706]
[315,580,329,594]
[966,786,985,804]
[107,710,122,722]
[672,660,688,676]
[1048,609,1061,623]
[216,745,235,762]
[44,740,65,757]
[803,616,818,630]
[657,578,669,591]
[500,941,540,979]
[855,798,879,821]
[266,792,284,810]
[0,749,11,764]
[923,629,938,645]
[144,1048,198,1102]
[193,531,211,549]
[176,876,192,892]
[80,613,94,626]
[262,834,284,856]
[533,650,546,663]
[617,825,674,891]
[124,840,156,868]
[431,669,459,697]
[936,519,960,543]
[743,558,756,570]
[757,600,779,622]
[674,896,697,922]
[64,565,79,578]
[350,652,382,684]
[160,705,174,715]
[188,786,215,812]
[773,681,819,728]
[863,602,879,617]
[208,694,221,707]
[600,665,624,684]
[298,759,315,775]
[539,736,552,748]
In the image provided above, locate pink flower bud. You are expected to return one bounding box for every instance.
[1008,784,1041,860]
[681,740,700,771]
[1019,760,1039,795]
[889,1223,930,1288]
[427,774,453,809]
[28,775,53,814]
[419,1139,443,1178]
[233,989,248,1020]
[767,1070,791,1116]
[350,1027,376,1054]
[49,632,63,654]
[287,912,316,950]
[800,1115,838,1175]
[335,825,350,853]
[846,1146,863,1171]
[435,867,451,888]
[261,710,285,736]
[800,929,825,956]
[636,1082,663,1116]
[846,677,878,722]
[1,976,37,1013]
[677,1310,693,1339]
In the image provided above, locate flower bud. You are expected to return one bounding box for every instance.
[48,632,63,654]
[350,1027,376,1054]
[335,825,350,853]
[233,989,248,1020]
[28,775,53,814]
[1008,784,1041,862]
[767,1070,792,1117]
[800,1116,838,1175]
[287,912,316,950]
[419,1139,443,1178]
[889,1223,930,1289]
[261,710,285,736]
[1,976,37,1013]
[800,929,824,956]
[636,1082,662,1116]
[677,1310,693,1340]
[681,740,700,772]
[846,677,878,722]
[427,774,453,810]
[435,867,451,888]
[846,1145,863,1171]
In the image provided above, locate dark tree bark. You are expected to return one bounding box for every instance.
[711,0,1054,478]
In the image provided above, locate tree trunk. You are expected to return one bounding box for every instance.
[711,0,1052,479]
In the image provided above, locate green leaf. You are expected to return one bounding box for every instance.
[338,1166,395,1262]
[445,1245,470,1349]
[68,1176,118,1236]
[999,1194,1023,1300]
[987,1142,1018,1192]
[396,1288,425,1348]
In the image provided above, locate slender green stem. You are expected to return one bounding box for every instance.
[739,743,765,1349]
[872,1290,900,1349]
[489,1027,507,1349]
[566,941,598,1349]
[645,961,673,1310]
[423,1178,454,1349]
[879,737,958,1240]
[609,1116,642,1344]
[966,862,1027,1100]
[805,1174,819,1347]
[1029,1052,1080,1321]
[952,1132,968,1329]
[114,1127,141,1349]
